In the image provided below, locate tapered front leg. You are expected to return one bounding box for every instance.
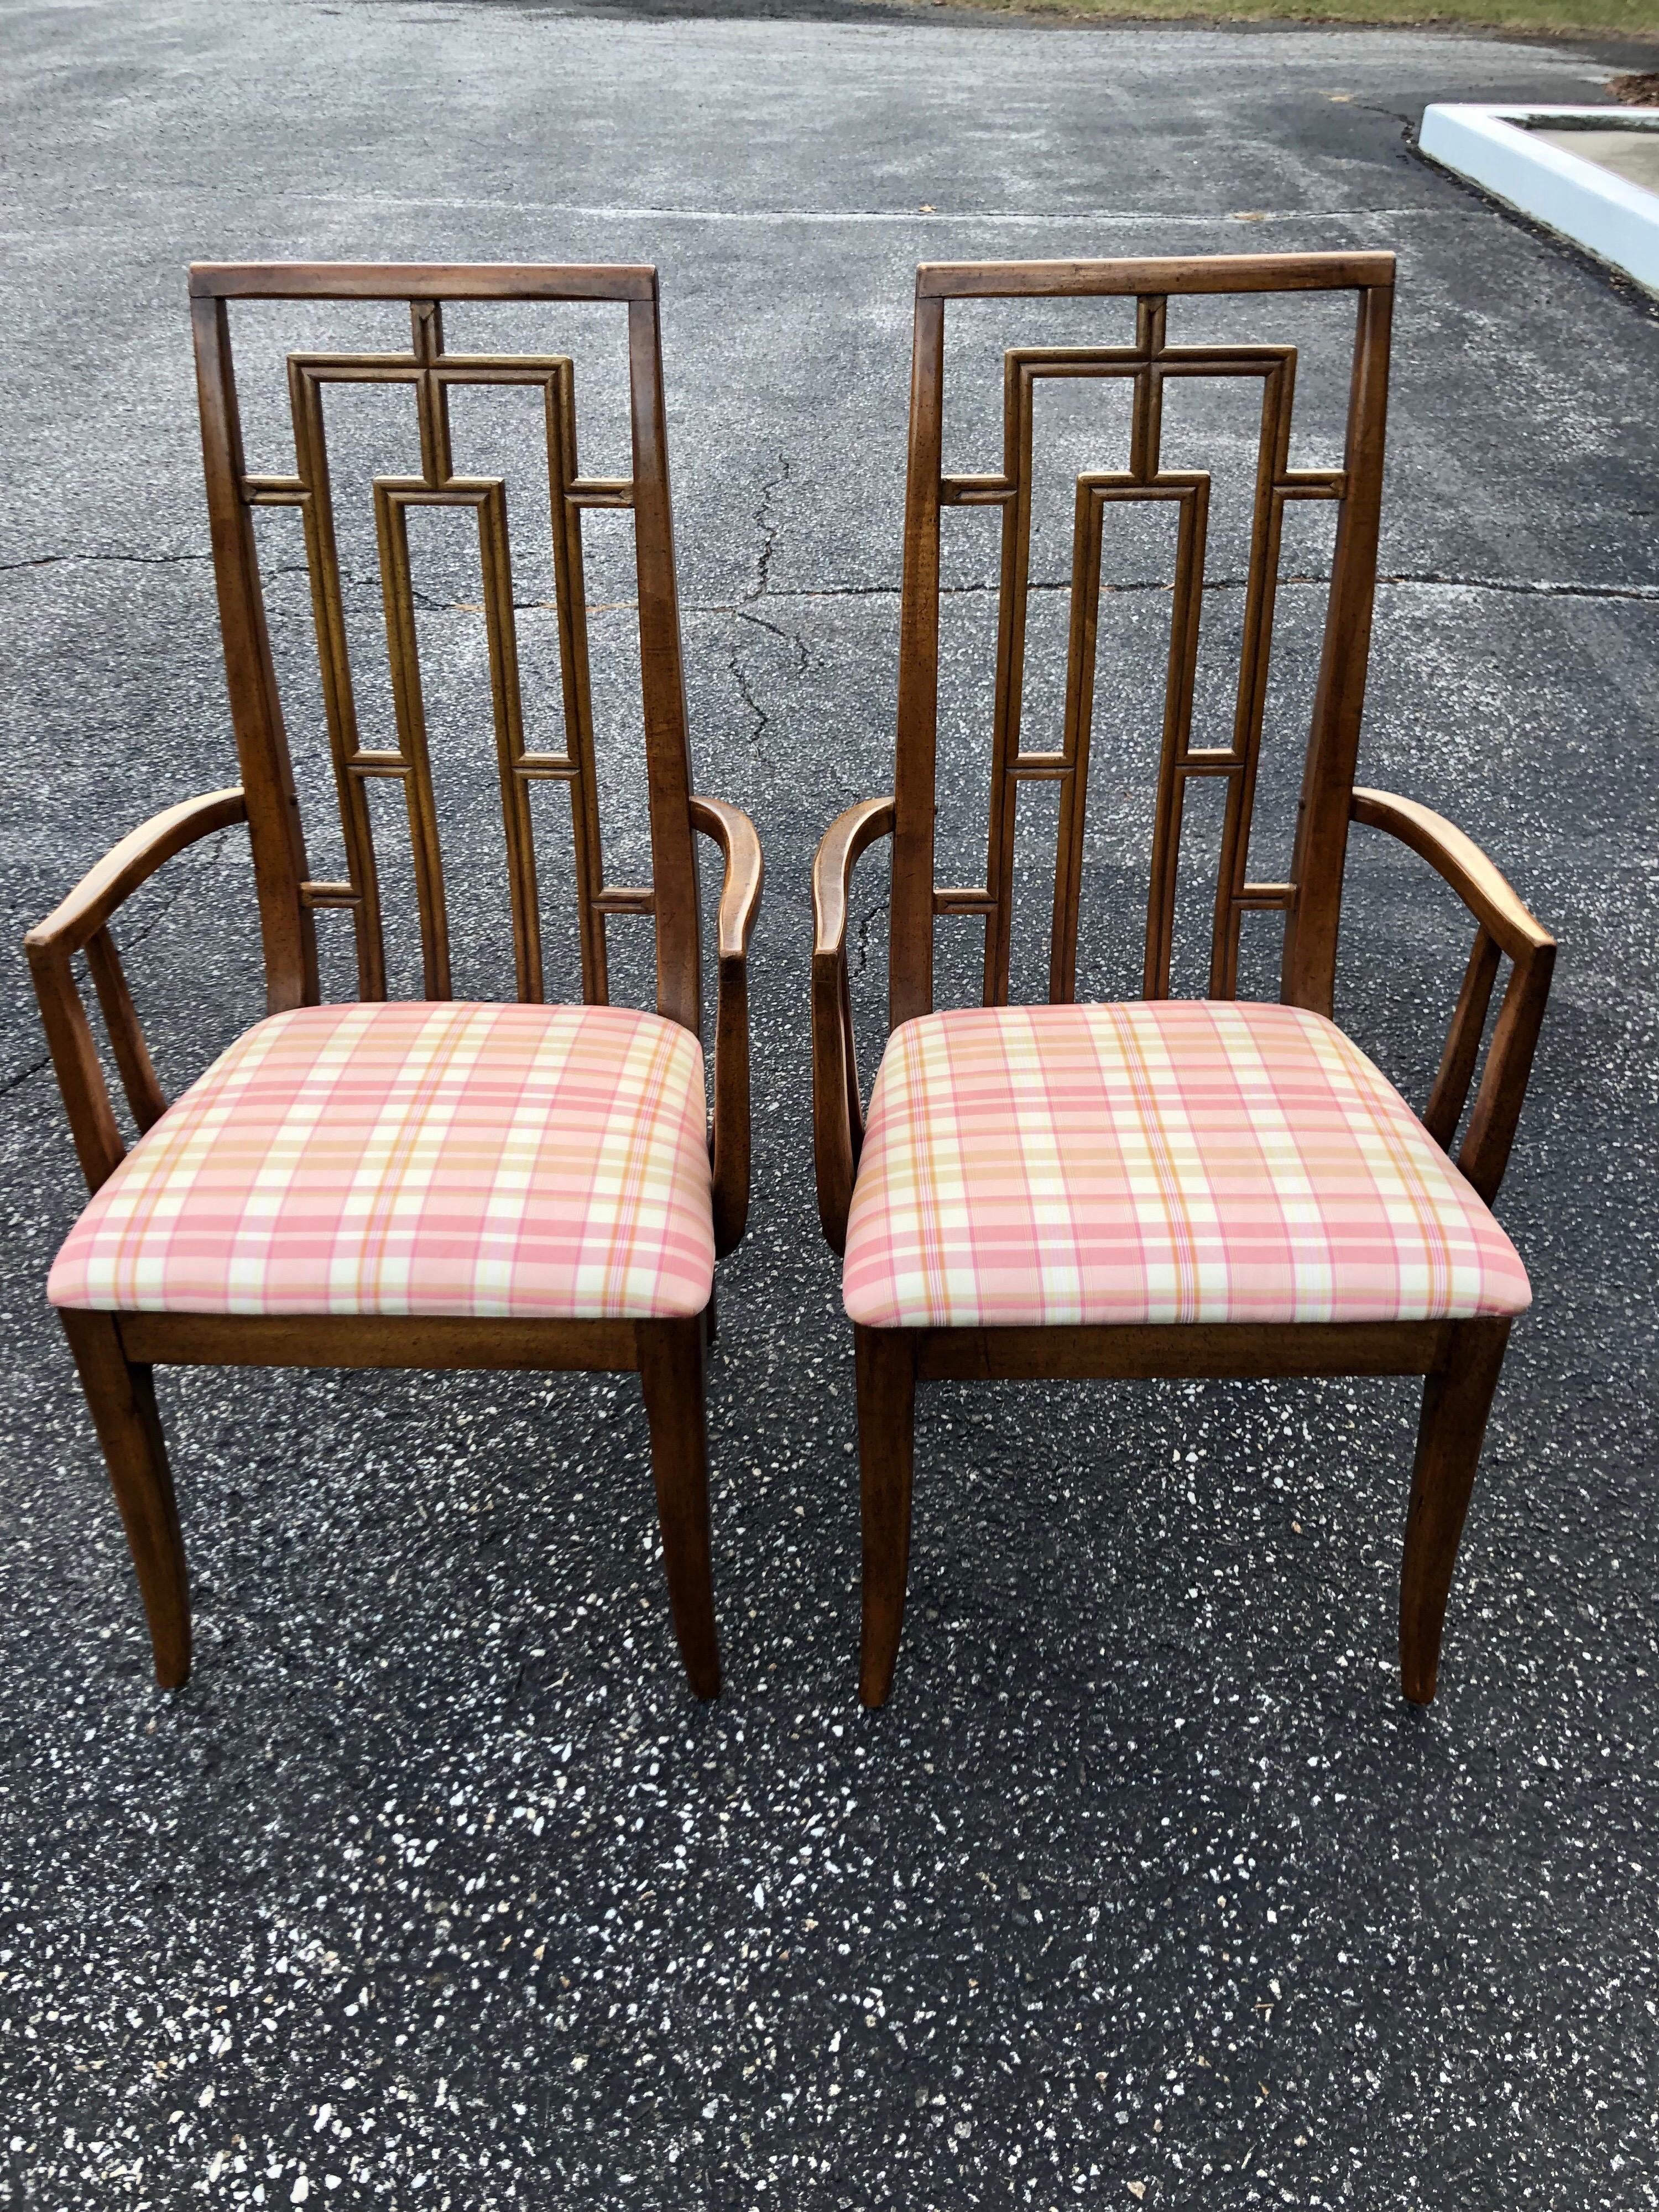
[855,1325,917,1708]
[638,1314,721,1699]
[1400,1316,1511,1705]
[59,1308,191,1689]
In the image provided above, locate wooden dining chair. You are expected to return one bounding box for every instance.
[812,253,1554,1708]
[28,262,761,1700]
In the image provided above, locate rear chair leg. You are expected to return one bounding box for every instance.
[1400,1316,1511,1705]
[856,1325,917,1708]
[638,1314,721,1699]
[58,1308,191,1689]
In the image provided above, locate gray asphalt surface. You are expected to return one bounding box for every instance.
[2,1,1658,2205]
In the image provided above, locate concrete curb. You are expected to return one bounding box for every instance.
[1420,102,1659,296]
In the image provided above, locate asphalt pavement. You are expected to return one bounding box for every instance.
[1,1,1657,2205]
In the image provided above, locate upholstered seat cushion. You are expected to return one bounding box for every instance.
[49,1001,715,1320]
[842,1001,1530,1330]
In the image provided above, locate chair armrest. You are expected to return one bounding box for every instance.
[24,787,248,1193]
[1350,787,1554,1206]
[811,797,894,1255]
[689,795,764,1258]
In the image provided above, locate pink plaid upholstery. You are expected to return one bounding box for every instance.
[50,1001,715,1320]
[842,1001,1530,1329]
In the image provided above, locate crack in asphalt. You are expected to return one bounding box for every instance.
[737,572,1659,606]
[728,632,774,774]
[0,1049,51,1100]
[7,550,1652,609]
[0,549,212,577]
[721,456,813,774]
[851,896,884,980]
[749,455,791,606]
[734,606,811,675]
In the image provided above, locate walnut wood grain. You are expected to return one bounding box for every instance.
[811,797,894,1253]
[85,929,167,1135]
[118,1314,644,1371]
[24,787,247,1192]
[30,264,753,1701]
[917,253,1397,299]
[913,1320,1453,1383]
[817,254,1552,1709]
[60,1310,191,1690]
[690,794,764,1256]
[639,1316,722,1699]
[190,263,658,302]
[1351,787,1556,1204]
[1350,789,1553,963]
[855,1326,917,1709]
[1400,1317,1510,1703]
[25,786,247,961]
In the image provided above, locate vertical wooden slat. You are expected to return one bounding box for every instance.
[1049,478,1105,1003]
[1128,295,1165,482]
[288,362,388,1000]
[891,288,946,1030]
[983,354,1028,1008]
[1423,926,1501,1149]
[28,945,127,1192]
[476,480,544,1003]
[411,300,452,484]
[1140,478,1212,999]
[545,367,611,1005]
[374,486,452,999]
[1456,947,1554,1206]
[1207,356,1295,998]
[627,288,701,1036]
[190,294,319,1012]
[1280,278,1394,1016]
[85,928,167,1133]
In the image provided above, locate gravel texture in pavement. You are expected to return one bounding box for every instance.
[1,2,1656,2206]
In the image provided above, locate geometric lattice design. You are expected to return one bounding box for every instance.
[243,298,640,1005]
[940,296,1348,1004]
[890,258,1394,1034]
[940,295,1345,1004]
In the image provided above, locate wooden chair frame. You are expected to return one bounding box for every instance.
[28,263,763,1700]
[811,255,1554,1708]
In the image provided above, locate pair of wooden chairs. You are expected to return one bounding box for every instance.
[28,257,1553,1715]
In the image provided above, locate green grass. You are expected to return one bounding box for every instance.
[941,0,1659,38]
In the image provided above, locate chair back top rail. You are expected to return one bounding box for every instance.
[890,249,1395,1029]
[916,252,1396,298]
[191,262,658,301]
[190,258,700,1032]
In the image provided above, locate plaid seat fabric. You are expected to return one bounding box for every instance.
[842,1001,1531,1330]
[49,1001,715,1321]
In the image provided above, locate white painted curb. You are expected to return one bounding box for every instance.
[1420,103,1659,298]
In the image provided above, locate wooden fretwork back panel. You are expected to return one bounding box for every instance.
[189,263,701,1034]
[891,255,1395,1032]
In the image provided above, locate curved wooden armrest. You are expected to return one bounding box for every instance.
[24,787,248,1194]
[1350,790,1551,966]
[689,795,764,1258]
[1350,787,1555,1206]
[812,797,895,1255]
[25,787,248,962]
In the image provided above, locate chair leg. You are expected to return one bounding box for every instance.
[58,1308,191,1690]
[855,1324,916,1709]
[1400,1316,1511,1706]
[637,1314,721,1699]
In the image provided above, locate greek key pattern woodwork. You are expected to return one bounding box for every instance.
[240,298,643,1004]
[938,295,1350,1005]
